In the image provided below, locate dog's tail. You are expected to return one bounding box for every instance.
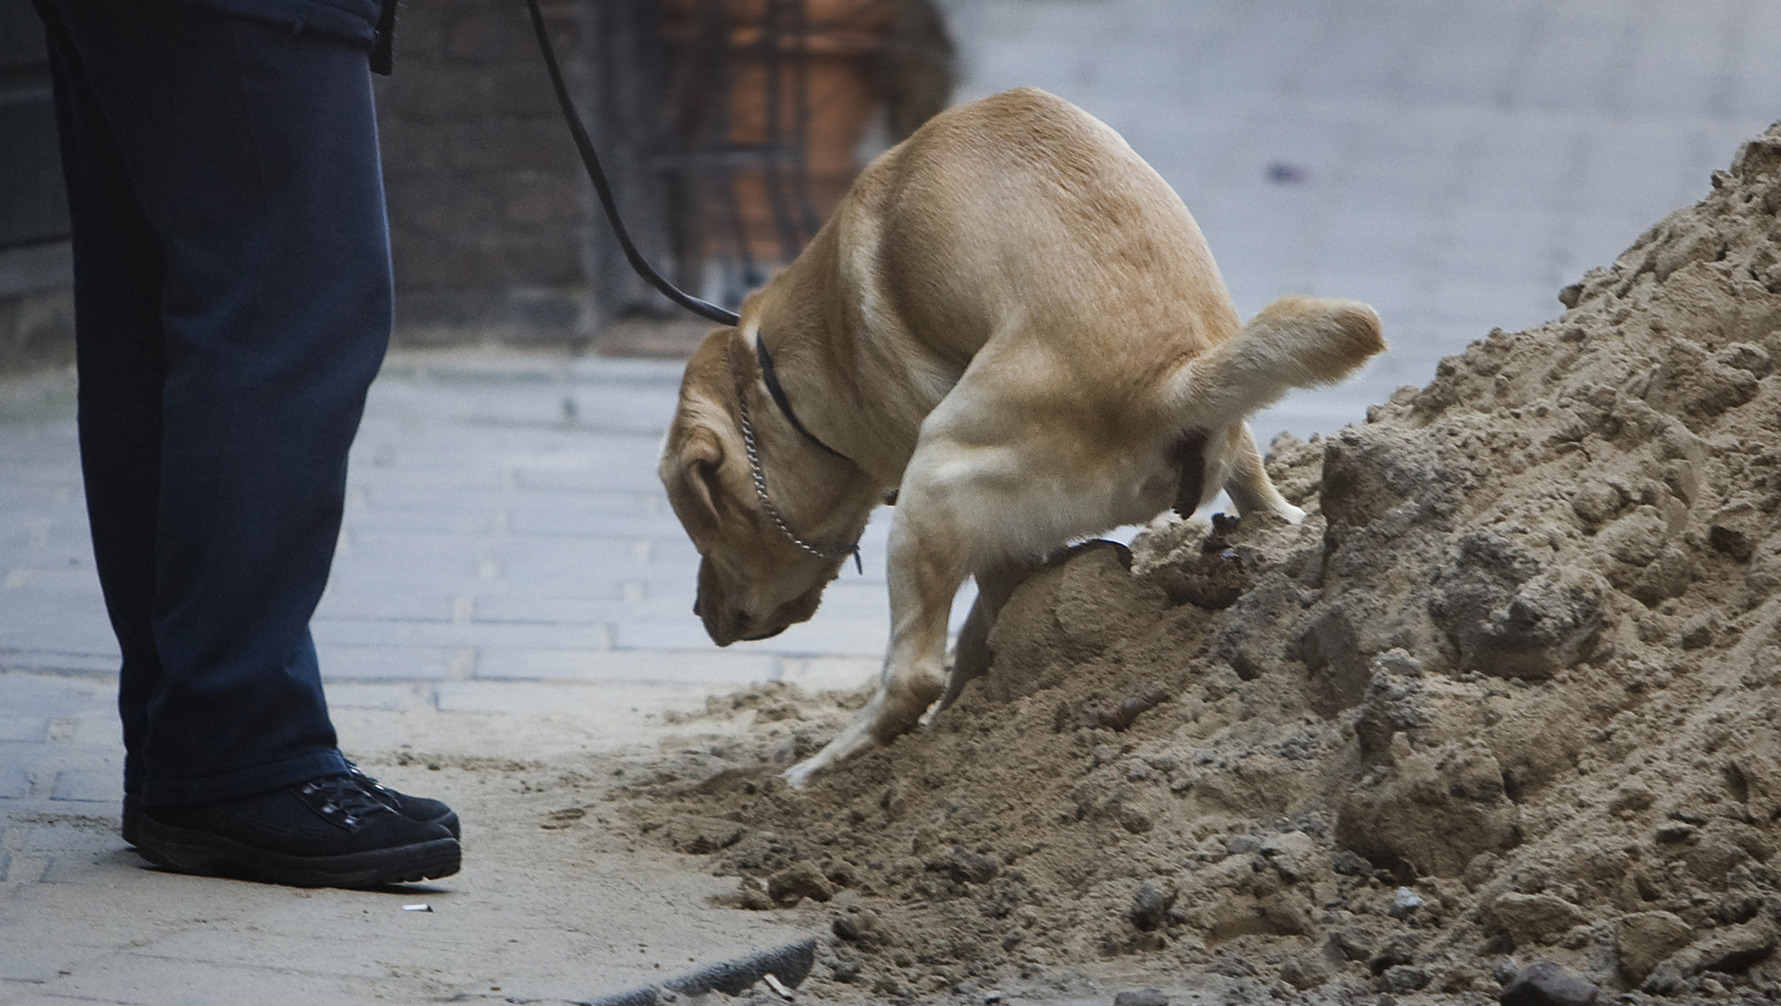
[1167,296,1385,429]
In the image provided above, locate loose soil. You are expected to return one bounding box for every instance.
[604,125,1781,1004]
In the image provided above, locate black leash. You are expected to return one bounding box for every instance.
[523,0,740,328]
[528,0,869,572]
[527,0,856,461]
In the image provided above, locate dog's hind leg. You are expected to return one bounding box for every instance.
[937,555,1049,715]
[1222,422,1305,525]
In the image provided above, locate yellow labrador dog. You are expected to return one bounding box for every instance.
[660,88,1384,787]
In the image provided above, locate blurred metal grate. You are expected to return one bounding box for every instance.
[589,0,893,314]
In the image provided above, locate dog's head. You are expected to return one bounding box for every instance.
[659,330,860,646]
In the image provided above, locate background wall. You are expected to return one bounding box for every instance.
[0,0,616,372]
[0,0,74,374]
[371,0,602,350]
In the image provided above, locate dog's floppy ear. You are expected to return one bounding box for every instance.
[671,427,727,539]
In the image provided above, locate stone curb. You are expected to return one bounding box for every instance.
[579,937,818,1006]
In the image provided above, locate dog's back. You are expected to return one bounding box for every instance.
[844,87,1243,396]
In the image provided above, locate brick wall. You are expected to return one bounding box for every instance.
[0,0,949,371]
[374,0,601,349]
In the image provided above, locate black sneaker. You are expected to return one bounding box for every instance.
[125,768,460,844]
[345,761,461,840]
[134,774,460,888]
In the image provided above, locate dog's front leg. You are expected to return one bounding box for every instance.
[783,468,974,788]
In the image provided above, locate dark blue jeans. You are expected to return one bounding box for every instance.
[35,0,392,806]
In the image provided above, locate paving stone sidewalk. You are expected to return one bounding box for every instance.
[5,1,1781,1003]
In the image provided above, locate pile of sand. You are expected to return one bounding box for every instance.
[613,124,1781,1004]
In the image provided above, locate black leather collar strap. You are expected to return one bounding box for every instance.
[755,336,853,464]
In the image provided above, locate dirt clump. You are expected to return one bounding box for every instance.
[613,125,1781,1004]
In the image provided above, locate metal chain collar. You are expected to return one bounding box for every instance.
[730,339,865,573]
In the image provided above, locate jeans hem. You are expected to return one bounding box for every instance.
[140,748,349,807]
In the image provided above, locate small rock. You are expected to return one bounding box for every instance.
[1708,502,1765,561]
[827,956,862,983]
[1641,961,1685,996]
[1499,961,1600,1006]
[1329,928,1374,962]
[1279,952,1333,991]
[1225,834,1263,855]
[1056,682,1172,732]
[661,816,744,854]
[1717,342,1773,377]
[1608,783,1657,817]
[1380,966,1432,994]
[1655,821,1696,843]
[1466,852,1505,888]
[832,909,880,941]
[1260,831,1316,884]
[1492,892,1591,947]
[1130,878,1177,932]
[1209,956,1257,978]
[1269,854,1305,885]
[1390,887,1425,919]
[940,846,1000,885]
[1614,911,1693,984]
[1113,989,1169,1006]
[767,862,833,906]
[1371,934,1418,974]
[1664,916,1780,977]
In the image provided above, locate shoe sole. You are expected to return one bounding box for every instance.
[135,819,461,888]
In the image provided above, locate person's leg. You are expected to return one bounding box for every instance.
[42,0,393,806]
[34,0,170,809]
[37,0,457,886]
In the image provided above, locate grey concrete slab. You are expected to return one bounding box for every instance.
[48,769,118,804]
[469,594,631,625]
[313,586,461,624]
[0,720,46,744]
[313,644,462,682]
[473,647,778,685]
